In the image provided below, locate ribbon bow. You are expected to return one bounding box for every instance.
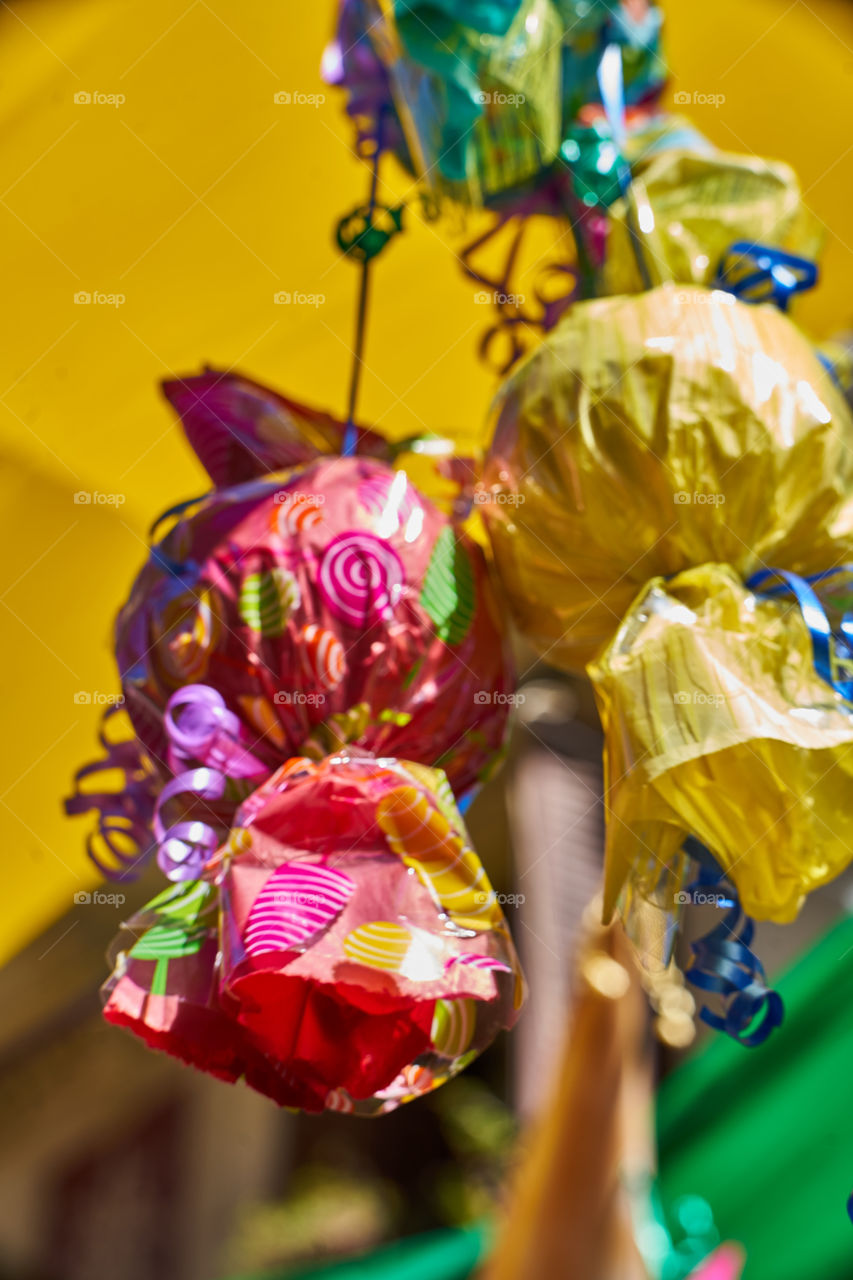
[681,839,784,1048]
[713,241,818,311]
[747,565,853,702]
[154,685,268,881]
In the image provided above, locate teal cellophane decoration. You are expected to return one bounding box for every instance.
[563,111,712,211]
[364,0,667,208]
[557,1,665,123]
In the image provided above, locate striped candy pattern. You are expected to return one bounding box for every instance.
[153,586,221,684]
[238,567,301,636]
[275,493,325,536]
[377,786,502,931]
[445,953,512,974]
[300,623,346,690]
[419,526,475,645]
[342,920,412,970]
[378,1064,437,1100]
[237,694,289,749]
[318,532,404,628]
[244,863,355,957]
[398,762,469,838]
[431,998,476,1058]
[325,1088,355,1113]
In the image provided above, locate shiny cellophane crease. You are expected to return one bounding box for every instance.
[589,563,853,925]
[603,148,823,295]
[482,284,853,673]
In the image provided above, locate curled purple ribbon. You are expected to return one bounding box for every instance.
[163,684,268,778]
[65,704,160,881]
[154,685,268,880]
[153,767,227,881]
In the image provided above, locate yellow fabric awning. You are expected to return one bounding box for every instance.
[1,0,851,964]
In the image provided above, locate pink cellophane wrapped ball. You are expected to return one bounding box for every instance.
[218,753,526,1114]
[115,457,514,797]
[101,753,525,1115]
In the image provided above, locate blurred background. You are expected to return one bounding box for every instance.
[1,2,853,1278]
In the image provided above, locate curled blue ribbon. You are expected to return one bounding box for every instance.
[713,240,818,311]
[148,493,210,578]
[679,562,853,1046]
[681,838,784,1048]
[747,564,853,702]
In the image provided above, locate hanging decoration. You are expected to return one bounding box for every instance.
[102,753,524,1114]
[479,270,853,1036]
[66,43,525,1114]
[67,0,853,1131]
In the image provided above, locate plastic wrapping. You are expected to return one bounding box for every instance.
[589,564,853,924]
[116,456,514,798]
[103,754,525,1113]
[102,880,284,1092]
[603,149,821,296]
[336,0,666,210]
[161,369,391,490]
[481,284,853,672]
[563,109,711,214]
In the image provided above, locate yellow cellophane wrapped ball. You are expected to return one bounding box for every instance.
[603,149,822,295]
[481,284,853,672]
[589,563,853,925]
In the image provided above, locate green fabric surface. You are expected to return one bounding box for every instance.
[229,917,853,1280]
[231,1222,491,1280]
[657,914,853,1280]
